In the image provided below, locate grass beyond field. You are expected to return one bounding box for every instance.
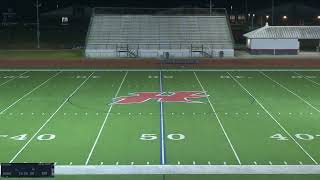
[0,50,83,60]
[1,69,320,179]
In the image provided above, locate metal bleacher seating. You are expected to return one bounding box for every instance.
[85,8,234,58]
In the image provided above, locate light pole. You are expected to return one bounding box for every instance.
[209,0,213,16]
[251,14,255,30]
[245,0,248,17]
[35,0,42,49]
[272,0,274,25]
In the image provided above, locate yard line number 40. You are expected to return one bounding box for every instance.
[8,134,55,141]
[270,133,318,141]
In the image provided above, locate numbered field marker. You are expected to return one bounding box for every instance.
[140,133,185,141]
[10,134,28,141]
[37,134,56,141]
[6,134,55,141]
[140,134,157,141]
[270,134,288,141]
[271,133,318,141]
[295,134,314,141]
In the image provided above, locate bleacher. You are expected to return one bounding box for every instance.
[85,8,234,58]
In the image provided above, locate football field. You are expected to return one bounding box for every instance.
[1,69,320,179]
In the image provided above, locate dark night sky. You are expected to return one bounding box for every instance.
[2,0,320,16]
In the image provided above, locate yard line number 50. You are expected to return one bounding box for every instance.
[140,134,185,141]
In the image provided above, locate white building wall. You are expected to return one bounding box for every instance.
[248,39,299,50]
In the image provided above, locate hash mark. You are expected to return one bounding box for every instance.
[0,135,8,137]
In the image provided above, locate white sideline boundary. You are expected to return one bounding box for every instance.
[0,69,320,72]
[2,165,320,175]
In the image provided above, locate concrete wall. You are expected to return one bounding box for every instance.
[85,49,234,58]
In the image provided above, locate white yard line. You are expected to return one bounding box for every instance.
[0,71,62,115]
[193,71,242,165]
[85,71,128,165]
[0,71,29,87]
[227,72,318,165]
[260,72,320,113]
[294,72,320,86]
[9,72,94,163]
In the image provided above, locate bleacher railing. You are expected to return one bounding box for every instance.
[93,8,228,16]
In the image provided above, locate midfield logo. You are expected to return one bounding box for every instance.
[112,91,208,105]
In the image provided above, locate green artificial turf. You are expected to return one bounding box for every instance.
[1,69,320,179]
[0,50,83,60]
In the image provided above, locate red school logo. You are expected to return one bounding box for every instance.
[112,91,208,105]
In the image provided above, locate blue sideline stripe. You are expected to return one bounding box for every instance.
[159,71,166,165]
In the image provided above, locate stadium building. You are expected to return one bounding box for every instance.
[244,25,320,55]
[85,8,235,58]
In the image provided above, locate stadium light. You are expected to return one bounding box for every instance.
[283,16,287,20]
[317,16,320,20]
[266,15,270,19]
